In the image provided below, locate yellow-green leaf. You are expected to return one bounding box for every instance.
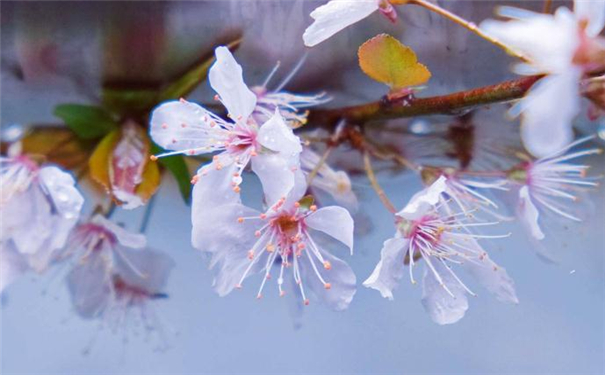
[89,130,120,192]
[135,152,161,203]
[358,34,431,90]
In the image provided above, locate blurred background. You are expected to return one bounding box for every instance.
[1,1,604,374]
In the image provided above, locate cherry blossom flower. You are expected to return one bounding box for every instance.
[363,176,518,325]
[300,147,359,212]
[67,242,174,352]
[150,46,302,205]
[193,173,356,310]
[0,155,84,272]
[481,0,605,157]
[303,0,398,47]
[507,136,601,241]
[59,214,147,272]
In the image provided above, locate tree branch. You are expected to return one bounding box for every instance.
[308,75,542,128]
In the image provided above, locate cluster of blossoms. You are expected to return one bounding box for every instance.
[1,144,173,349]
[1,0,603,340]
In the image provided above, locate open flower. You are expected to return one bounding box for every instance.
[481,0,605,156]
[193,173,356,310]
[507,136,601,241]
[363,176,518,325]
[68,244,174,352]
[300,147,359,212]
[303,0,398,47]
[150,46,302,205]
[60,214,147,271]
[0,155,83,272]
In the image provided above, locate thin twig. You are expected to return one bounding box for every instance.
[306,146,333,185]
[404,0,528,62]
[363,151,397,214]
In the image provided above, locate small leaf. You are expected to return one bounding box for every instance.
[151,144,191,203]
[101,87,159,117]
[358,34,431,90]
[54,104,118,140]
[157,37,242,102]
[136,154,161,203]
[298,195,315,210]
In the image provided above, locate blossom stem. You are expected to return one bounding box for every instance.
[363,151,397,214]
[139,193,157,233]
[306,146,333,185]
[402,0,528,61]
[309,75,541,127]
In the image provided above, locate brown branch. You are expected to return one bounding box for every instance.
[309,75,542,128]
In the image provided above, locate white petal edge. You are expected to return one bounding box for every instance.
[397,176,447,220]
[303,0,379,47]
[305,206,354,254]
[363,237,409,300]
[518,186,545,240]
[209,46,257,120]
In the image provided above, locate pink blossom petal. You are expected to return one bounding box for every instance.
[421,261,469,325]
[209,46,257,120]
[303,0,379,47]
[149,100,229,154]
[397,176,448,221]
[520,71,581,157]
[574,0,605,36]
[67,252,112,319]
[251,152,300,206]
[113,248,174,294]
[257,111,302,155]
[0,243,29,293]
[305,206,354,254]
[299,248,356,311]
[518,186,546,240]
[363,237,408,300]
[92,214,147,249]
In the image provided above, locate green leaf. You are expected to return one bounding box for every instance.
[101,88,159,116]
[151,144,191,203]
[54,104,118,140]
[358,34,431,90]
[157,38,242,102]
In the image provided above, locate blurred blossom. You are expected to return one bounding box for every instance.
[481,0,605,157]
[67,239,174,352]
[507,136,601,243]
[0,155,84,275]
[364,176,518,325]
[193,172,356,310]
[301,147,359,212]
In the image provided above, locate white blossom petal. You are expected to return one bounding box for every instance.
[0,242,29,293]
[149,100,229,155]
[209,46,257,120]
[113,248,174,294]
[397,176,447,220]
[518,186,546,240]
[67,252,112,319]
[257,111,302,155]
[519,71,581,157]
[480,8,579,74]
[363,237,409,300]
[303,0,379,47]
[421,261,469,325]
[305,206,354,254]
[299,248,356,311]
[251,152,299,206]
[92,214,147,249]
[574,0,605,36]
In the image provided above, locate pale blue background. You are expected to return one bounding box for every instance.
[2,1,605,374]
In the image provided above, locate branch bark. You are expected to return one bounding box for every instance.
[308,75,542,128]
